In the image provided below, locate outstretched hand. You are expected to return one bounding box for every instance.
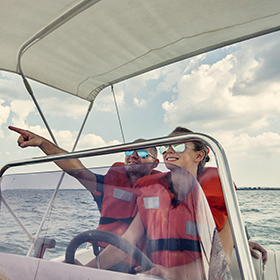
[249,241,268,264]
[8,126,43,148]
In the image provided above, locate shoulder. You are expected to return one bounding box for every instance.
[198,167,221,187]
[133,172,170,189]
[197,167,223,196]
[198,167,237,190]
[104,162,130,187]
[198,167,219,181]
[104,162,126,178]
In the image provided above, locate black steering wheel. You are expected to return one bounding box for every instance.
[65,230,154,272]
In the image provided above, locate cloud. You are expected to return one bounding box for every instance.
[217,131,280,157]
[133,97,147,108]
[39,96,88,119]
[0,99,11,137]
[28,125,122,152]
[162,54,236,128]
[9,121,121,154]
[229,35,280,97]
[162,45,280,135]
[0,71,27,100]
[77,133,109,149]
[156,56,205,93]
[122,69,161,94]
[10,99,35,128]
[94,87,125,112]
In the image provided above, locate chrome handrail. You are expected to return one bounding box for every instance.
[0,133,256,279]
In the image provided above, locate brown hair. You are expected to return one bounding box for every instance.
[170,126,210,175]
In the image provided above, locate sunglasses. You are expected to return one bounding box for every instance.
[159,143,188,155]
[125,149,156,159]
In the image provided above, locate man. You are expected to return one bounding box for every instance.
[9,126,159,236]
[9,126,160,272]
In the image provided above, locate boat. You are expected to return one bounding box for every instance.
[0,0,280,279]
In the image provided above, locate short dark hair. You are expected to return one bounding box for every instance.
[170,126,210,175]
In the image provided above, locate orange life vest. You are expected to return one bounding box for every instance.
[198,167,229,232]
[135,172,205,268]
[96,164,140,244]
[95,163,159,248]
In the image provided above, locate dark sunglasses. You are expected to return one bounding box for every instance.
[125,149,156,159]
[159,143,188,155]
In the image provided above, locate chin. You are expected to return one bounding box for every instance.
[165,162,180,171]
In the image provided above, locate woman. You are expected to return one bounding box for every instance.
[170,127,267,265]
[84,128,231,279]
[169,126,234,266]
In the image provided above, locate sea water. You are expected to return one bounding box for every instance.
[0,189,100,259]
[236,189,280,251]
[0,189,279,260]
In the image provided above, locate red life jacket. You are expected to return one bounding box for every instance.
[135,172,207,268]
[96,162,159,247]
[198,167,229,232]
[96,163,140,246]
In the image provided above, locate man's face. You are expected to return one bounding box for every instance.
[124,148,158,177]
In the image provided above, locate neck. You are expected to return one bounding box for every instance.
[128,174,141,186]
[170,167,197,201]
[188,166,197,179]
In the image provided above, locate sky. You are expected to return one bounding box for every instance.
[0,31,280,188]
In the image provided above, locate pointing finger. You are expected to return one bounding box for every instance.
[9,126,30,139]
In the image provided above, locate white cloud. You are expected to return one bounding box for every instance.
[10,99,35,128]
[7,121,122,157]
[21,126,109,152]
[40,96,87,119]
[0,74,90,120]
[162,49,280,135]
[77,133,108,149]
[133,97,147,108]
[162,54,235,127]
[0,71,28,100]
[217,131,280,157]
[0,99,10,137]
[156,56,205,93]
[122,69,161,94]
[216,130,280,187]
[29,127,122,152]
[76,133,121,150]
[94,87,125,112]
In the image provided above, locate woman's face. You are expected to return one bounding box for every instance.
[163,142,201,174]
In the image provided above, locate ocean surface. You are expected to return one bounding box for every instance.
[0,188,279,260]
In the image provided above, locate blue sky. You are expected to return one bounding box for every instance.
[1,31,280,188]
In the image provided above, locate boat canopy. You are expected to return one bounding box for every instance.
[1,0,280,102]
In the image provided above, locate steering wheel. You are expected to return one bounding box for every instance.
[65,230,154,272]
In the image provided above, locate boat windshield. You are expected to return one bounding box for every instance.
[0,162,231,279]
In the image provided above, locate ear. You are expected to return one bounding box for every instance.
[195,150,205,163]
